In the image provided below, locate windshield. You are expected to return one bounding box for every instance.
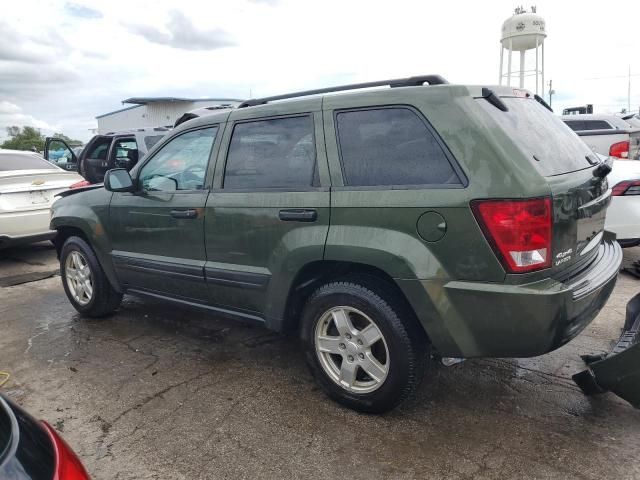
[477,97,594,176]
[0,153,58,171]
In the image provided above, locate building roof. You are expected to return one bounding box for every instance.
[95,104,143,119]
[122,97,243,105]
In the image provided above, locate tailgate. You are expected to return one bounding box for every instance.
[573,293,640,408]
[546,167,611,275]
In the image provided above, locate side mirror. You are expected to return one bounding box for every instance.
[104,168,135,192]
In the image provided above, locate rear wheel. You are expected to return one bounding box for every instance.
[60,236,122,317]
[300,280,429,413]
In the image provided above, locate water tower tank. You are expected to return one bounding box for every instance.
[499,8,547,94]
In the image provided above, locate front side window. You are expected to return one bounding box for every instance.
[335,107,459,187]
[113,138,138,170]
[224,115,316,189]
[139,127,217,192]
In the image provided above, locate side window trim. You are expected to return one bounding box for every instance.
[135,125,220,193]
[221,113,320,192]
[137,125,219,194]
[332,104,468,190]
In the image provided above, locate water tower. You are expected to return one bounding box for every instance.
[499,6,546,94]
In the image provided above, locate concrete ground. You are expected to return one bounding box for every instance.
[1,243,639,480]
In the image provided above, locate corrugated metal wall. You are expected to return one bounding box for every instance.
[97,100,239,134]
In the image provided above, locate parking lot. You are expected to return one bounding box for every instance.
[1,243,639,480]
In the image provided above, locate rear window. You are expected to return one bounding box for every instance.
[478,98,593,176]
[0,153,57,171]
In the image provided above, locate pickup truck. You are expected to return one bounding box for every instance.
[561,114,640,160]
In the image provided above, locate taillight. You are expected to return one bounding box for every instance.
[70,180,91,189]
[609,141,629,159]
[612,180,640,196]
[471,197,552,273]
[42,422,91,480]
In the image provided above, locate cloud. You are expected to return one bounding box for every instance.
[126,10,234,51]
[0,101,58,141]
[64,2,103,19]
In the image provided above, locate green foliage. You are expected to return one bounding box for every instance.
[52,132,82,145]
[1,126,45,151]
[0,126,82,151]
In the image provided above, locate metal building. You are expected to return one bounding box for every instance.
[96,97,242,134]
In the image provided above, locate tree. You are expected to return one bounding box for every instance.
[1,126,45,151]
[52,132,82,146]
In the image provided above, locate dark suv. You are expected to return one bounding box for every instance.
[51,75,622,413]
[45,127,170,183]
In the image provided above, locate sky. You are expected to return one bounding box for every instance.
[1,0,639,142]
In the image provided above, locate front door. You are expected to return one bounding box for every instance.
[109,126,220,302]
[205,102,331,324]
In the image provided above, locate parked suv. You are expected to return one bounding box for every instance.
[50,75,622,413]
[45,127,170,183]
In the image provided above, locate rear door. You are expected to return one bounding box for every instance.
[204,99,330,320]
[109,126,220,301]
[478,96,610,274]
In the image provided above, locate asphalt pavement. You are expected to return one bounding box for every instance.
[1,243,639,479]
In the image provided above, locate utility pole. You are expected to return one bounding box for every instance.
[548,79,555,108]
[628,65,631,114]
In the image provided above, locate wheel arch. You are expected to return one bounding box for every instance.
[275,260,429,340]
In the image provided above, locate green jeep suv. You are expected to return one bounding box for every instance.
[51,75,621,413]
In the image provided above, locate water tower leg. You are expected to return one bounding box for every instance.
[541,42,545,101]
[507,38,513,86]
[519,51,525,88]
[535,38,539,95]
[499,46,504,85]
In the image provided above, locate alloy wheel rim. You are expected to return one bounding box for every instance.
[314,306,390,394]
[65,251,93,306]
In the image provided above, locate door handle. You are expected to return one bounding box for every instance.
[170,209,198,219]
[278,209,317,222]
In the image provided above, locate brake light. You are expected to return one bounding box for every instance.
[472,198,552,273]
[42,422,90,480]
[612,180,640,196]
[609,141,629,159]
[70,180,91,189]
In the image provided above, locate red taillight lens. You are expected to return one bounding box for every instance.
[70,180,91,189]
[42,422,91,480]
[609,141,630,159]
[612,180,640,196]
[472,197,552,273]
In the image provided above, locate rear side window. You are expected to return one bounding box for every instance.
[224,115,316,189]
[144,135,165,150]
[479,98,593,176]
[0,153,56,171]
[564,120,585,131]
[583,120,613,130]
[335,107,460,187]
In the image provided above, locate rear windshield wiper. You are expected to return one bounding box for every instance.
[481,88,508,112]
[534,94,553,113]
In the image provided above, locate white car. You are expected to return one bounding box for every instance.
[0,149,84,247]
[606,158,640,247]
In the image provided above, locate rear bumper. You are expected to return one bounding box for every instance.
[399,236,622,358]
[0,208,56,247]
[573,293,640,408]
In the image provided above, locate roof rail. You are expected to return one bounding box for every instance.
[237,74,449,108]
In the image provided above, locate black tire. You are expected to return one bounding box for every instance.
[60,236,122,317]
[300,278,429,413]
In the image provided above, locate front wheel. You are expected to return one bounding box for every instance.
[300,280,429,413]
[60,236,122,317]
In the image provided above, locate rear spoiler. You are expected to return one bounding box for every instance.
[573,128,640,137]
